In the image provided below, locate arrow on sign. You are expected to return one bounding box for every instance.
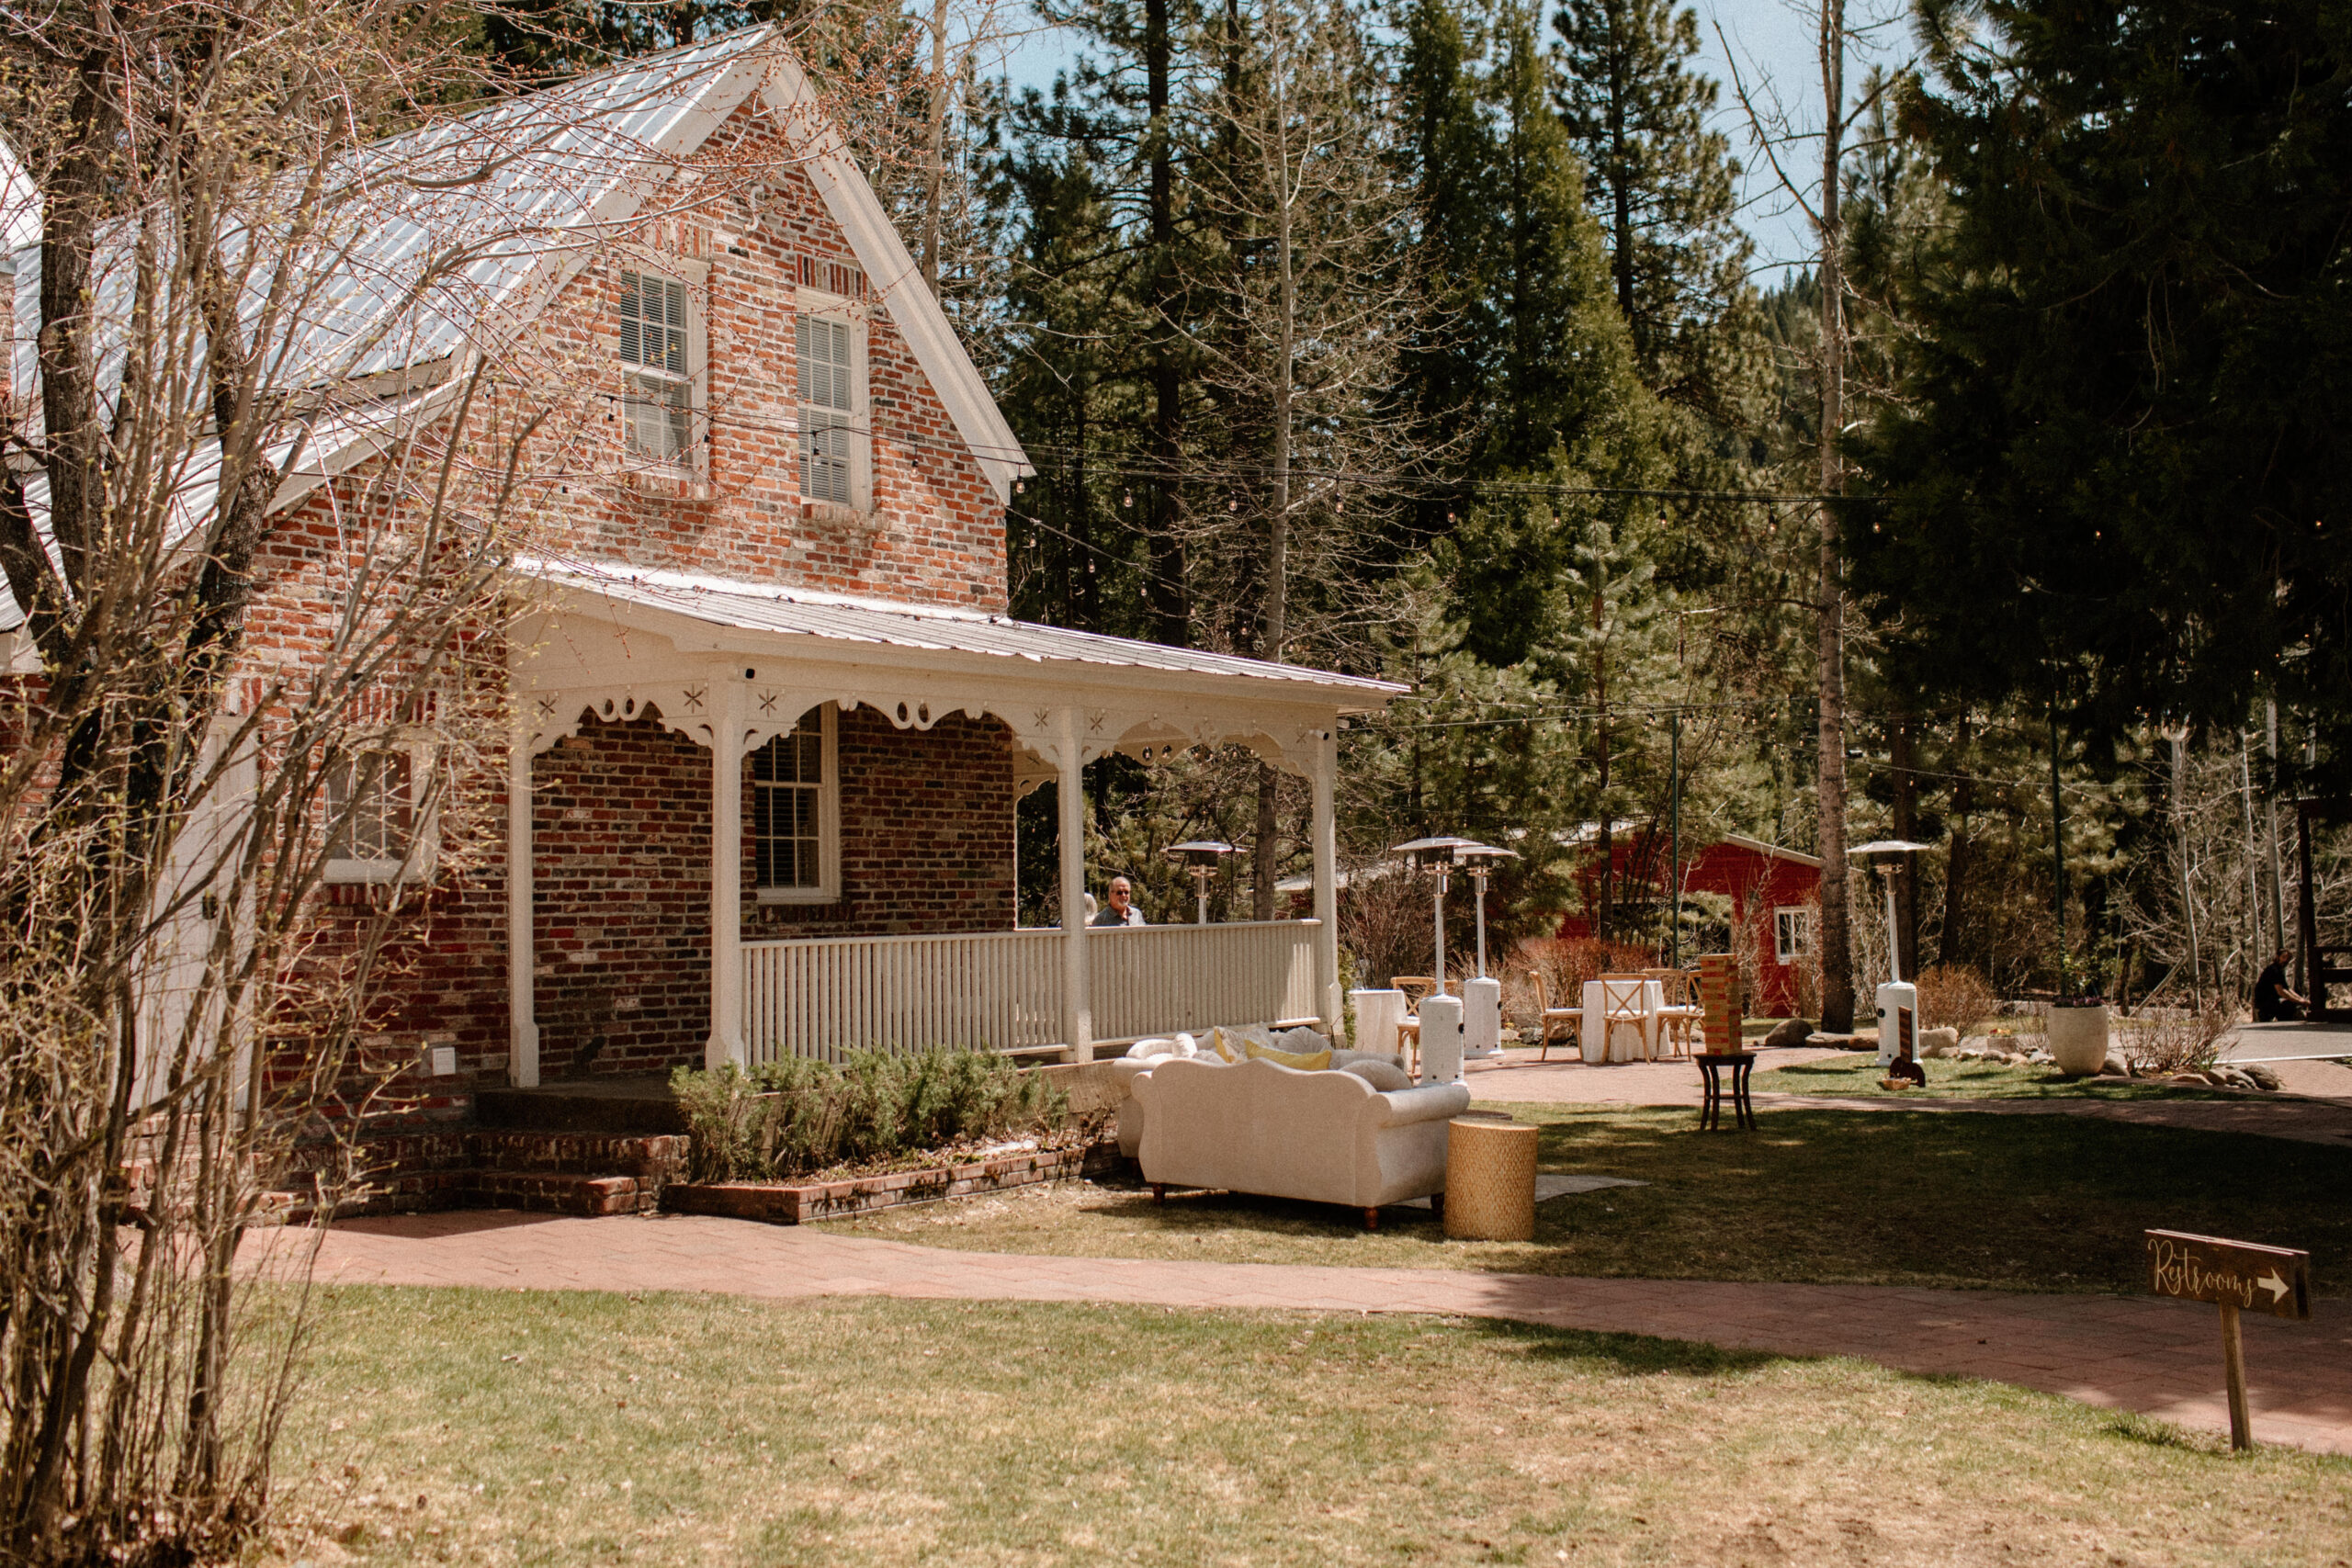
[2259,1271,2290,1304]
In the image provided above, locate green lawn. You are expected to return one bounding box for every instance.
[1751,1050,2225,1100]
[825,1105,2350,1296]
[264,1287,2352,1567]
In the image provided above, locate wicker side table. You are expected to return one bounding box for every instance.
[1442,1117,1538,1241]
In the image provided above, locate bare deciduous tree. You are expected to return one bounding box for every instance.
[0,14,831,1560]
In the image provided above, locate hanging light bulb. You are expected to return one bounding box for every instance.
[1123,492,1133,508]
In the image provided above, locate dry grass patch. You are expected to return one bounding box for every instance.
[827,1105,2352,1295]
[257,1288,2350,1567]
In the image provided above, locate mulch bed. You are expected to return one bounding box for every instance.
[663,1140,1107,1225]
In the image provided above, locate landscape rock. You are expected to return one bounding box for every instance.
[1758,1018,1815,1050]
[2101,1052,2132,1077]
[2167,1071,2212,1088]
[1918,1027,1961,1059]
[2243,1064,2283,1091]
[2211,1066,2262,1091]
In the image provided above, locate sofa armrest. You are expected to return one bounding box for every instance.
[1372,1082,1473,1127]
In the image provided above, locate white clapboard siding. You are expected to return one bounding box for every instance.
[742,919,1320,1065]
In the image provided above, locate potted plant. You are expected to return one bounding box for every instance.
[2045,959,2109,1076]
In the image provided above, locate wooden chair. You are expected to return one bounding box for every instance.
[1645,967,1703,1057]
[1595,973,1658,1063]
[1392,975,1444,1008]
[1528,971,1580,1061]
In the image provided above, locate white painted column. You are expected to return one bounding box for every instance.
[506,731,540,1089]
[707,681,746,1069]
[1055,705,1093,1063]
[1310,725,1342,1033]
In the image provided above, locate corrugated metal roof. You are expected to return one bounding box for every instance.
[10,29,775,399]
[520,557,1408,703]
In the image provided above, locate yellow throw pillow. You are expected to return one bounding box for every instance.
[1245,1040,1333,1072]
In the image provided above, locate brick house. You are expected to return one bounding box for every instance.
[0,29,1403,1112]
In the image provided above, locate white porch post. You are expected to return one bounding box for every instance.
[1056,705,1093,1063]
[707,681,746,1069]
[506,733,540,1089]
[1311,725,1342,1032]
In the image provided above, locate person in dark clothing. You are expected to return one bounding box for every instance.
[2255,951,2306,1021]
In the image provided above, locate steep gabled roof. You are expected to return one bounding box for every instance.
[0,29,1031,637]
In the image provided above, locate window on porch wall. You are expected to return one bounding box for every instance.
[752,713,827,894]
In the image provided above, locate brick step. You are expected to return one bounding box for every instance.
[468,1169,654,1217]
[466,1130,687,1179]
[474,1082,684,1136]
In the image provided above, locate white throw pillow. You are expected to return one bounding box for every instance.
[1341,1059,1413,1091]
[1275,1027,1333,1055]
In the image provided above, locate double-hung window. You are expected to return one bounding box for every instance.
[619,268,693,466]
[752,705,839,902]
[323,750,425,885]
[796,313,856,507]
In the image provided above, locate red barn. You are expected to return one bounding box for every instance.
[1555,831,1822,1016]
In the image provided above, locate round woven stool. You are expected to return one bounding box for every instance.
[1442,1117,1538,1241]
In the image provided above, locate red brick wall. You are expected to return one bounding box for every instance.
[481,100,1010,612]
[531,711,716,1079]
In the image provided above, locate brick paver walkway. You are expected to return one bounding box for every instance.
[244,1212,2352,1457]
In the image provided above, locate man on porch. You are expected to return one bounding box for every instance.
[1092,877,1146,928]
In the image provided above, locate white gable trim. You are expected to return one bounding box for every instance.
[757,58,1030,505]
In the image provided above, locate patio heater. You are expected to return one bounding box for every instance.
[1391,837,1477,1082]
[1457,843,1517,1060]
[1163,840,1238,925]
[1850,839,1931,1065]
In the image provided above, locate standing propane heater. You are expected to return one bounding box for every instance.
[1163,840,1238,924]
[1455,842,1516,1059]
[1390,837,1477,1081]
[1849,839,1931,1065]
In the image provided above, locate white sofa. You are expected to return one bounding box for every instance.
[1130,1056,1471,1228]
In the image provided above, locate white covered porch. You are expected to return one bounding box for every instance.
[503,560,1404,1082]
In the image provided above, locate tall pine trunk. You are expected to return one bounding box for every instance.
[1812,0,1854,1031]
[1146,0,1189,647]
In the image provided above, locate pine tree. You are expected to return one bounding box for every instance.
[1552,0,1750,420]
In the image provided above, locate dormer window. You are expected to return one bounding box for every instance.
[619,267,698,468]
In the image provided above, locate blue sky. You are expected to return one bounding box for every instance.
[990,0,1919,286]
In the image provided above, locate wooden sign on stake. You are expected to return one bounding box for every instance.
[2144,1230,2312,1450]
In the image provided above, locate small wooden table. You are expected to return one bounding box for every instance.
[1694,1052,1758,1132]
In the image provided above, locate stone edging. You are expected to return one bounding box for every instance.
[662,1145,1091,1225]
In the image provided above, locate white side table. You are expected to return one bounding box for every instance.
[1348,987,1408,1063]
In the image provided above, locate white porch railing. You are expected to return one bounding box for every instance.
[742,920,1320,1066]
[1084,920,1319,1043]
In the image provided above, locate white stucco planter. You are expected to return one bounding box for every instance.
[2046,1002,2109,1076]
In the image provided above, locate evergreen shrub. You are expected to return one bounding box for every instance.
[671,1048,1069,1184]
